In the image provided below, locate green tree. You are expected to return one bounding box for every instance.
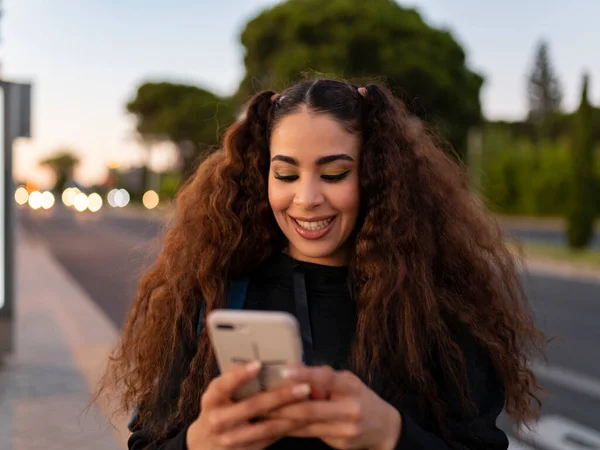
[236,0,483,161]
[38,150,80,192]
[527,40,562,129]
[566,74,596,249]
[126,82,236,179]
[159,171,182,200]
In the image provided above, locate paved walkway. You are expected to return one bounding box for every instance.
[0,232,128,450]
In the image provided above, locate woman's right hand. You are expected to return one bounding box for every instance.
[186,361,311,450]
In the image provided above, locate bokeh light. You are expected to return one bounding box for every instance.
[142,190,159,209]
[15,186,29,205]
[73,193,89,212]
[107,189,118,207]
[119,189,130,207]
[62,188,77,207]
[107,188,130,207]
[41,191,55,209]
[87,193,103,212]
[28,191,43,210]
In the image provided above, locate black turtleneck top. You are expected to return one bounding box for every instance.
[128,253,509,450]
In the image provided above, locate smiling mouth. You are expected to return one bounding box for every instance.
[292,217,335,231]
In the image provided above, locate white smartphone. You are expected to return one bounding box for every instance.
[207,310,304,401]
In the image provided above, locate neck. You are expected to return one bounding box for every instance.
[286,244,350,267]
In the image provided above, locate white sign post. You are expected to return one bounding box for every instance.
[0,80,32,358]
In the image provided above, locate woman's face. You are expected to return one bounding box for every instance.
[268,107,360,266]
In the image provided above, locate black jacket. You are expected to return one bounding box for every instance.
[129,253,509,449]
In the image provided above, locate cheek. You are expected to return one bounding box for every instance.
[268,181,291,213]
[330,183,360,215]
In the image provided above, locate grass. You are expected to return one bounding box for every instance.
[519,240,600,270]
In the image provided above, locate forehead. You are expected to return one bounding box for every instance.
[269,108,360,160]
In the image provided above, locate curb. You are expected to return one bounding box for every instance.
[522,256,600,285]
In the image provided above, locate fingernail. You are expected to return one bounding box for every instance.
[281,367,298,379]
[292,383,311,398]
[247,361,261,374]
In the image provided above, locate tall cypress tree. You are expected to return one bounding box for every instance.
[527,40,563,126]
[566,73,596,249]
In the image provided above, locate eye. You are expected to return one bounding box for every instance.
[274,172,299,182]
[321,170,351,182]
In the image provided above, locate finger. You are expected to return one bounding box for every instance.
[288,421,357,439]
[211,383,311,430]
[267,399,360,422]
[282,367,361,394]
[245,418,311,450]
[219,419,307,447]
[309,385,329,401]
[201,361,261,408]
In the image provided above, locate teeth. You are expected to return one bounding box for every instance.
[295,218,333,230]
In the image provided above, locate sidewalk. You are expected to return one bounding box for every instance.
[0,232,128,450]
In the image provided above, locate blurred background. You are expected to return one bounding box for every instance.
[1,1,599,449]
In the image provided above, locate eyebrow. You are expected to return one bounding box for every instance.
[270,154,354,166]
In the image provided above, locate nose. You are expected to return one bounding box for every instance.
[293,176,324,209]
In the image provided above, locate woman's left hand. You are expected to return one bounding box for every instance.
[268,366,402,450]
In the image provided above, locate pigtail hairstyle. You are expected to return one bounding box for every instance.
[353,83,543,427]
[95,79,545,442]
[94,90,286,439]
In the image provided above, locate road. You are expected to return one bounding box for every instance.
[19,204,600,449]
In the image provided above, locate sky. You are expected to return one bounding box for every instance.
[2,0,599,188]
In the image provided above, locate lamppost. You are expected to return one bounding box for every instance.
[0,80,32,359]
[0,0,33,358]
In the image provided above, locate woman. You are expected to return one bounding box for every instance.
[96,79,545,449]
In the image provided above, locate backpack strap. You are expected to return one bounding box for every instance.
[127,406,141,432]
[128,277,250,432]
[227,277,250,310]
[196,276,249,337]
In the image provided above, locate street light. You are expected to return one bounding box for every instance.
[142,190,159,209]
[1,80,32,358]
[87,193,103,212]
[14,186,28,205]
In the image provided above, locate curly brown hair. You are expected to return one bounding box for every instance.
[95,79,545,441]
